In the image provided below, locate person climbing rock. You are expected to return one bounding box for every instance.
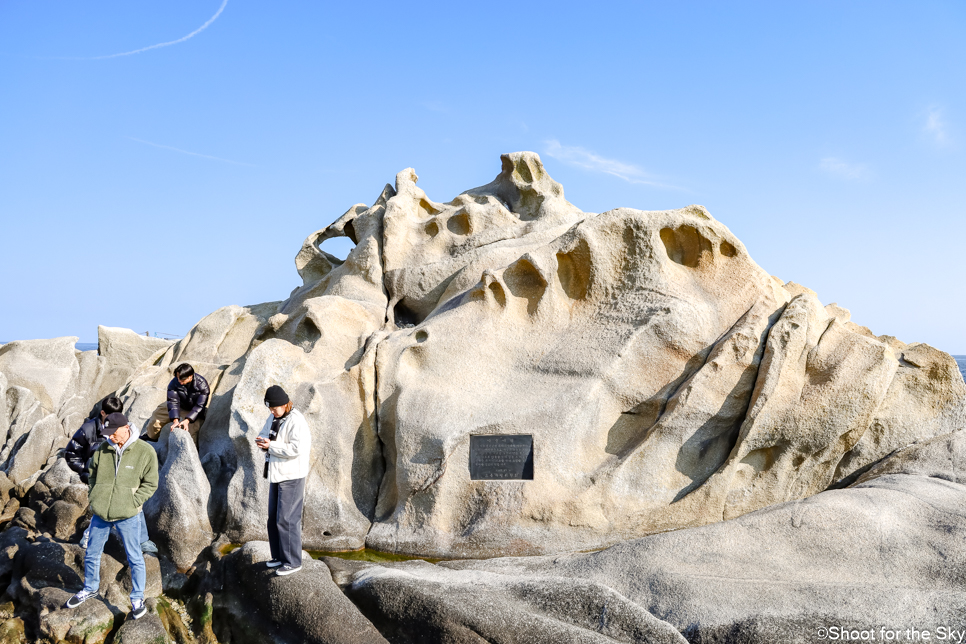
[144,362,209,447]
[64,412,159,619]
[64,396,157,554]
[255,385,310,576]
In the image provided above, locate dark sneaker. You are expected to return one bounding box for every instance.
[275,564,302,576]
[131,599,147,619]
[140,540,158,554]
[266,559,283,568]
[65,590,97,608]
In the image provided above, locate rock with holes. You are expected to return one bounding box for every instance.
[361,154,964,557]
[16,151,958,568]
[219,186,391,550]
[367,195,799,556]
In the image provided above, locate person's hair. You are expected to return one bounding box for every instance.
[102,396,123,415]
[174,363,194,381]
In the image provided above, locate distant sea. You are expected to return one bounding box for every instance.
[957,356,966,382]
[76,343,98,352]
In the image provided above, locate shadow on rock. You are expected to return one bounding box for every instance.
[216,541,387,644]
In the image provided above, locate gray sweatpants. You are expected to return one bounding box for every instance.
[267,477,305,567]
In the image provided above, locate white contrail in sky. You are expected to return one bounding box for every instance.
[73,0,228,60]
[127,137,256,167]
[543,140,681,189]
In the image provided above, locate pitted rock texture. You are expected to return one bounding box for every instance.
[2,151,964,569]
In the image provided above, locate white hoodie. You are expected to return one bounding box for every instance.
[256,408,311,483]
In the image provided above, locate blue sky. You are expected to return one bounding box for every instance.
[1,1,963,353]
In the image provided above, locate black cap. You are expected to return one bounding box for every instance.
[264,385,290,408]
[101,412,129,436]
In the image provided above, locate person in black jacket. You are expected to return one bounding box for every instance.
[65,396,157,554]
[144,363,209,447]
[65,397,122,482]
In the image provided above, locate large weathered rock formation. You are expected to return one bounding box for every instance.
[107,151,964,559]
[0,152,963,642]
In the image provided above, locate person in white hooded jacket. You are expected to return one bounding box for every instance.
[255,385,311,576]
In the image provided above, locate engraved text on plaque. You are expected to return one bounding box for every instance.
[469,435,534,480]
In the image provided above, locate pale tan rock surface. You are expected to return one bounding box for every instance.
[3,153,964,570]
[94,326,172,401]
[362,155,965,557]
[336,429,966,644]
[0,337,79,414]
[143,429,213,569]
[0,332,180,489]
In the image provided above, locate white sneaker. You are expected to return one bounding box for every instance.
[140,540,158,554]
[131,599,147,619]
[266,559,283,568]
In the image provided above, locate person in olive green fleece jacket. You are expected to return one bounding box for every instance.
[65,412,159,619]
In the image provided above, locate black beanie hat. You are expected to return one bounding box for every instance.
[264,385,290,408]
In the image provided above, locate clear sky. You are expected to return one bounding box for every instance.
[1,1,963,354]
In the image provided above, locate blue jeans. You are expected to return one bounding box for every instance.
[83,514,146,602]
[82,509,149,545]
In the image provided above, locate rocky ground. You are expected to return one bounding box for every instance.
[1,152,963,643]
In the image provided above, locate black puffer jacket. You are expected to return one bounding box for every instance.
[166,374,210,423]
[64,416,105,483]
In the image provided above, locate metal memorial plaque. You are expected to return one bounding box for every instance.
[469,435,534,480]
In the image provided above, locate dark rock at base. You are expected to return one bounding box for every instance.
[46,499,86,541]
[0,527,29,583]
[11,540,162,612]
[0,500,18,526]
[219,541,388,644]
[37,586,115,644]
[10,508,35,533]
[114,610,171,644]
[11,542,84,604]
[157,556,188,598]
